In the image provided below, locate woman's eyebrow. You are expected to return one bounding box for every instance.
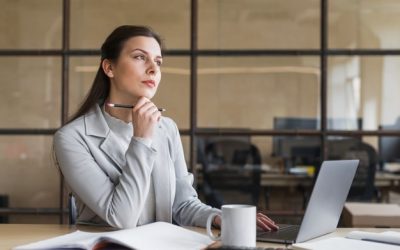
[130,48,162,59]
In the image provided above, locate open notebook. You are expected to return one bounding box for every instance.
[13,222,213,250]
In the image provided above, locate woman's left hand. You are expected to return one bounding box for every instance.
[256,212,279,231]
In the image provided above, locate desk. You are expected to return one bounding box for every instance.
[261,171,400,188]
[261,171,400,203]
[0,224,399,249]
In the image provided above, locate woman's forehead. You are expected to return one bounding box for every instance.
[122,36,161,55]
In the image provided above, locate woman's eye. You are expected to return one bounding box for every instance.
[156,60,162,66]
[134,55,146,60]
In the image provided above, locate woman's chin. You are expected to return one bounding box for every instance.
[141,90,157,99]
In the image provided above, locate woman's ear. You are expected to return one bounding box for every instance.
[102,59,114,78]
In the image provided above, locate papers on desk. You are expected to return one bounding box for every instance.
[13,222,212,250]
[288,166,315,176]
[384,162,400,174]
[292,231,400,250]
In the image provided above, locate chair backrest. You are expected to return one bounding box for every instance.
[68,193,77,225]
[327,139,377,201]
[200,138,262,208]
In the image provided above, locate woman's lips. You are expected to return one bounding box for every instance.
[142,80,156,88]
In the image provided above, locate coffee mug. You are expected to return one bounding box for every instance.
[206,204,256,247]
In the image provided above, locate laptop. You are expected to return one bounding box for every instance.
[257,160,359,244]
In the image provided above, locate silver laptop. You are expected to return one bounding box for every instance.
[257,160,359,244]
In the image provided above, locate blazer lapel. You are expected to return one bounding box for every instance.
[85,105,126,171]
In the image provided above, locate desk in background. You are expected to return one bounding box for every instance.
[1,224,400,249]
[261,171,400,203]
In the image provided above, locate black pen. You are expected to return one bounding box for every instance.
[106,103,166,112]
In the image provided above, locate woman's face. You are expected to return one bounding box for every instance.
[107,36,162,102]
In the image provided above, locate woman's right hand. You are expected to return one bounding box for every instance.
[132,97,162,139]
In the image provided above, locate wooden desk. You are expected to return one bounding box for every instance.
[1,224,399,249]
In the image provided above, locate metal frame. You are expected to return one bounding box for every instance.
[1,0,400,223]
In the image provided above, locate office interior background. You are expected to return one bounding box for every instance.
[1,0,400,224]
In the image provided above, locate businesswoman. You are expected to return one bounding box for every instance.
[54,25,278,230]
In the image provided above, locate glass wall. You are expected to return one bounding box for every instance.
[1,0,400,222]
[197,56,320,129]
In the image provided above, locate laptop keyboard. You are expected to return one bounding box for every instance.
[257,224,300,241]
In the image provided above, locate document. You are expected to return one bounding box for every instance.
[292,231,400,250]
[13,222,213,250]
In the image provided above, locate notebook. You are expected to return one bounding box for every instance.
[257,160,359,244]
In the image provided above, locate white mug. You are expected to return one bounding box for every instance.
[206,204,256,247]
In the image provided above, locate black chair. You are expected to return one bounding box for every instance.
[327,139,380,201]
[199,138,262,208]
[68,193,77,225]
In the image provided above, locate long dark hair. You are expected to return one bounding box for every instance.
[68,25,163,123]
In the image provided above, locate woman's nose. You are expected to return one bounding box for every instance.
[146,61,158,75]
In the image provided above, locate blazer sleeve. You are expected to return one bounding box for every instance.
[168,120,220,227]
[54,127,156,229]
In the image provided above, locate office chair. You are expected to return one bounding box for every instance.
[327,139,379,201]
[68,193,77,225]
[199,138,262,208]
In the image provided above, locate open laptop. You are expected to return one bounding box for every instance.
[257,160,359,244]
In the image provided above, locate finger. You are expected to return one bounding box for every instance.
[153,110,162,122]
[260,217,279,230]
[257,214,279,229]
[133,97,150,111]
[258,216,279,231]
[257,219,272,231]
[257,213,278,226]
[147,105,160,114]
[257,212,272,221]
[136,102,155,116]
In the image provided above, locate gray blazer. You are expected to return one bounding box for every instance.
[54,104,219,229]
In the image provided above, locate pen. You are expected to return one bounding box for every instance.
[106,103,166,112]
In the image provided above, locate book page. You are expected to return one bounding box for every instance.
[346,230,400,245]
[101,222,213,250]
[292,237,400,250]
[14,222,213,250]
[13,230,103,250]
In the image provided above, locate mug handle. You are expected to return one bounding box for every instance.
[206,212,221,241]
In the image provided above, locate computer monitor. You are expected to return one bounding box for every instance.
[272,117,321,170]
[272,117,362,171]
[379,118,400,168]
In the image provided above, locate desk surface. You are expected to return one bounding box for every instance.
[261,171,400,187]
[1,224,400,249]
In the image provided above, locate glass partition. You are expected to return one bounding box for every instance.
[70,0,190,49]
[328,56,400,130]
[329,0,400,49]
[0,57,61,128]
[0,136,59,223]
[199,0,320,49]
[198,56,320,129]
[0,0,61,49]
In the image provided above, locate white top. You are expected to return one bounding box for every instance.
[102,107,156,225]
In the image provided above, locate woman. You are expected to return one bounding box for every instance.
[54,25,278,230]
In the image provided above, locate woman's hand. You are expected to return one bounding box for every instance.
[256,212,279,231]
[132,97,162,139]
[212,212,279,231]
